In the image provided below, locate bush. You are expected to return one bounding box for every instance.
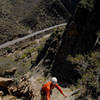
[67,52,100,100]
[79,0,95,11]
[0,18,28,44]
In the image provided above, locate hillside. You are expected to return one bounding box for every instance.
[0,0,81,44]
[33,0,100,100]
[0,0,100,100]
[0,0,71,44]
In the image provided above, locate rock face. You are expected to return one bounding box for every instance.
[0,95,21,100]
[0,72,34,100]
[35,0,99,83]
[4,67,16,76]
[61,0,80,13]
[8,75,34,100]
[51,3,99,82]
[0,77,13,88]
[0,91,4,96]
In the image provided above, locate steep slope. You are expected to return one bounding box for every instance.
[35,0,99,84]
[51,0,99,82]
[0,0,100,100]
[28,72,75,100]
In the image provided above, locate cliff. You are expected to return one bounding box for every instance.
[36,0,99,83]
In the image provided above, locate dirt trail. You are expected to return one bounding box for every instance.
[29,71,75,100]
[0,23,67,49]
[51,88,75,100]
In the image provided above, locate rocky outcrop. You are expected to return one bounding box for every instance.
[0,91,4,96]
[0,95,21,100]
[0,72,34,100]
[0,77,13,88]
[4,67,16,76]
[51,3,98,82]
[8,74,34,100]
[35,0,99,84]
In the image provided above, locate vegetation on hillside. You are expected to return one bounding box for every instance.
[0,0,100,100]
[68,0,100,100]
[79,0,95,11]
[34,0,100,100]
[0,0,69,44]
[67,51,100,100]
[0,26,65,79]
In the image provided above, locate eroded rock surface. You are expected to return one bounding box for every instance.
[0,77,13,88]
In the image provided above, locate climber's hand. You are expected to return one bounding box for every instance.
[64,94,67,98]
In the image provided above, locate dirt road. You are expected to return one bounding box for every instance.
[0,23,67,49]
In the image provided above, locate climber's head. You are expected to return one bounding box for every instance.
[51,77,58,85]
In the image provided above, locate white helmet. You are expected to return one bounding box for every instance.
[51,77,58,84]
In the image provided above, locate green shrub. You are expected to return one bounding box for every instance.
[67,52,100,100]
[79,0,95,11]
[4,47,12,53]
[0,18,28,44]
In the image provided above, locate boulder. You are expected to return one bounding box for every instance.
[0,77,13,87]
[8,77,34,100]
[0,91,4,96]
[0,97,2,100]
[4,67,16,76]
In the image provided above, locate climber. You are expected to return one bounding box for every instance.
[40,77,67,100]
